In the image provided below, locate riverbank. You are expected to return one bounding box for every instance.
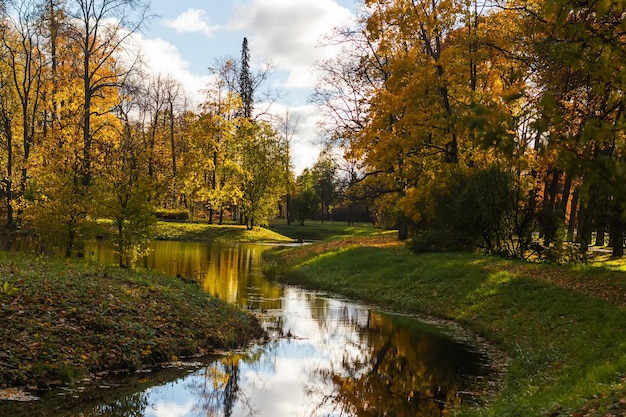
[0,250,264,392]
[154,221,295,243]
[268,234,626,416]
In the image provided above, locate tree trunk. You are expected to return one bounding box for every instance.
[2,115,13,228]
[559,171,572,216]
[286,193,292,225]
[609,200,624,257]
[577,202,592,253]
[547,168,560,212]
[82,28,93,187]
[567,187,580,241]
[397,216,408,241]
[594,188,610,246]
[595,222,606,247]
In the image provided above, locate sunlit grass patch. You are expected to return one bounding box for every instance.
[154,221,294,243]
[269,235,626,417]
[267,220,385,241]
[468,271,515,301]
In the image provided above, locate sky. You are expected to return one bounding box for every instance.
[134,0,359,174]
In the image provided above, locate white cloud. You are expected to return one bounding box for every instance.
[228,0,353,89]
[148,400,194,417]
[164,8,218,38]
[123,33,211,108]
[263,102,326,174]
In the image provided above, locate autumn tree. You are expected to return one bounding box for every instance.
[189,58,243,223]
[25,0,146,256]
[313,1,546,250]
[238,121,287,229]
[0,1,48,228]
[65,0,149,187]
[0,35,18,228]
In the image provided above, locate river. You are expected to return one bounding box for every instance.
[1,240,495,417]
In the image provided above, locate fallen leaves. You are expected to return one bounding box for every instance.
[0,251,264,389]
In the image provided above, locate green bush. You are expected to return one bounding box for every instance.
[154,209,189,221]
[411,166,532,258]
[409,229,474,253]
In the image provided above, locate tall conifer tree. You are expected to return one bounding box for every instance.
[238,37,253,120]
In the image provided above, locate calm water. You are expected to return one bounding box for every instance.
[2,240,494,417]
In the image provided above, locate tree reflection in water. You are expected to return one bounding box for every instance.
[304,309,488,417]
[177,288,490,417]
[89,392,148,417]
[185,343,268,417]
[186,357,243,417]
[15,241,491,417]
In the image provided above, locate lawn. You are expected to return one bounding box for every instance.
[268,233,626,416]
[154,220,295,243]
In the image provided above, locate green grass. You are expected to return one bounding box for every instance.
[269,237,626,416]
[0,251,264,388]
[267,219,387,241]
[154,221,295,243]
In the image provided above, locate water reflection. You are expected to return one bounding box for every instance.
[84,240,283,310]
[1,240,492,417]
[131,287,488,417]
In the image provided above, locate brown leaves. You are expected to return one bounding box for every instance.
[0,251,263,388]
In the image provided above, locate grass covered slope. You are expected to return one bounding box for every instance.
[0,251,264,388]
[270,234,626,416]
[154,221,295,243]
[268,220,383,241]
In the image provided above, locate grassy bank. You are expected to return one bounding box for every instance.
[0,251,264,390]
[269,234,626,416]
[154,221,295,243]
[268,220,383,241]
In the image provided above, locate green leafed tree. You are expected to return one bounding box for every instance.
[238,120,287,229]
[312,153,339,222]
[97,98,156,268]
[290,168,319,226]
[529,0,626,256]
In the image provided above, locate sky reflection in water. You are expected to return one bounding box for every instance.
[121,240,491,417]
[3,241,492,417]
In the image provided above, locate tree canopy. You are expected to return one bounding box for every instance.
[2,0,626,260]
[314,0,626,259]
[0,2,290,261]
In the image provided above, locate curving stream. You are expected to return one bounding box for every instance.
[2,240,495,416]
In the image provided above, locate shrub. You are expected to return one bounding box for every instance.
[410,166,532,258]
[409,229,474,253]
[154,209,189,222]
